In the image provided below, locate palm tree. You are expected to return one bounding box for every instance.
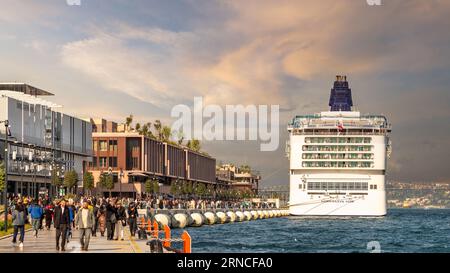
[141,123,149,136]
[145,122,155,138]
[176,130,185,145]
[154,120,162,140]
[162,126,172,142]
[135,122,141,132]
[187,139,201,152]
[125,114,133,131]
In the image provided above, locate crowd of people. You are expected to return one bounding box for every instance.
[5,193,276,251]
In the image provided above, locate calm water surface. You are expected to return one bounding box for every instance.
[170,209,450,253]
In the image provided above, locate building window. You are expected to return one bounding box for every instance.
[93,140,98,152]
[109,140,118,153]
[92,157,97,167]
[109,157,118,168]
[99,140,108,151]
[99,157,107,168]
[132,157,139,169]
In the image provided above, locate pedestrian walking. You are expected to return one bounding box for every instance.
[127,202,138,237]
[28,200,44,238]
[92,203,100,237]
[54,200,70,251]
[98,202,106,237]
[11,200,27,248]
[114,201,126,240]
[66,199,76,243]
[75,200,96,251]
[44,203,54,230]
[106,200,117,240]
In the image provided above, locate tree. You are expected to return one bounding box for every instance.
[239,165,251,173]
[125,114,133,131]
[187,139,201,152]
[140,123,149,136]
[154,120,162,140]
[153,179,160,194]
[186,181,193,195]
[51,166,63,196]
[100,172,114,197]
[0,162,5,192]
[170,180,179,196]
[64,170,79,194]
[176,130,185,146]
[105,174,114,197]
[206,184,214,197]
[195,182,206,197]
[83,171,94,195]
[145,122,155,139]
[145,179,153,195]
[135,122,141,132]
[161,126,172,142]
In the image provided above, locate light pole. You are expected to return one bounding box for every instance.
[108,167,113,198]
[119,168,123,199]
[1,120,10,232]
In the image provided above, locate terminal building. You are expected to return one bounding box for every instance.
[88,119,216,197]
[0,83,93,198]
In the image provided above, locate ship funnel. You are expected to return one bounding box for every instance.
[329,75,353,111]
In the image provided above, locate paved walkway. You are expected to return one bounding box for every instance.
[0,226,148,253]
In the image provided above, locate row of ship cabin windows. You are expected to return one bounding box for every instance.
[302,145,373,152]
[305,137,372,144]
[302,161,374,168]
[302,182,378,191]
[302,153,374,160]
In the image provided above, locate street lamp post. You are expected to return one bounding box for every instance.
[119,168,123,199]
[1,120,9,232]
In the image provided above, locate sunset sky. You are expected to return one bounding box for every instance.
[1,0,449,186]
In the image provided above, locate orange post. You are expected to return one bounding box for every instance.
[152,221,159,238]
[163,225,171,248]
[181,231,191,253]
[140,217,145,228]
[147,219,152,232]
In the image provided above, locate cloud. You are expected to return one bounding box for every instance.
[61,32,175,106]
[0,0,60,24]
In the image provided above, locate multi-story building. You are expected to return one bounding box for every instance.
[216,164,261,194]
[87,119,216,197]
[0,83,92,198]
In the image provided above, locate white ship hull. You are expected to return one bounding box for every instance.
[287,116,391,216]
[289,192,387,216]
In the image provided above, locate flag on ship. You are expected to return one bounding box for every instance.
[337,121,344,132]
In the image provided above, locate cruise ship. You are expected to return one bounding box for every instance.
[286,76,392,216]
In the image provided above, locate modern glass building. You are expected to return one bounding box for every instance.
[0,83,92,198]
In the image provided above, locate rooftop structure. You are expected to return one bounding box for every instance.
[0,83,54,96]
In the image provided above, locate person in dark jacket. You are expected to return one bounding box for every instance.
[106,200,117,240]
[44,203,54,230]
[54,200,70,251]
[92,203,100,237]
[127,203,138,237]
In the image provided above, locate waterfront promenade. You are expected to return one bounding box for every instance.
[0,228,148,253]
